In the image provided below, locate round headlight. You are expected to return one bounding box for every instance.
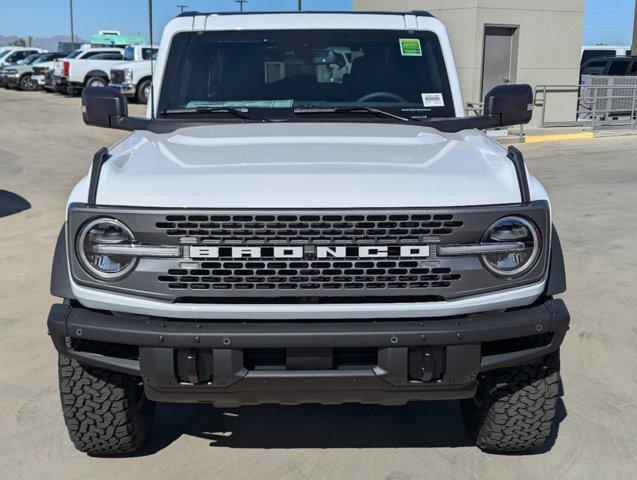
[77,218,136,279]
[481,216,540,277]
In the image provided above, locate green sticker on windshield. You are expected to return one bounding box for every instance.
[399,38,422,56]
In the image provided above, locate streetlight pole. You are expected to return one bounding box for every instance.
[235,0,248,12]
[69,0,75,51]
[298,0,302,11]
[149,0,155,120]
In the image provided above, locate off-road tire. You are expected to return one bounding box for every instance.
[461,351,560,453]
[58,353,155,455]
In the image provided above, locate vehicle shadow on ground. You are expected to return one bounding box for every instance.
[126,380,567,456]
[0,190,31,218]
[139,400,473,453]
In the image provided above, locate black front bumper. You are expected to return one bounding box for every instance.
[48,299,569,406]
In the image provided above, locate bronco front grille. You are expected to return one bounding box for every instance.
[152,213,464,296]
[68,204,551,302]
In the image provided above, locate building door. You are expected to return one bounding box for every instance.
[481,26,519,100]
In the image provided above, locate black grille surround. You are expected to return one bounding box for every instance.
[67,202,551,303]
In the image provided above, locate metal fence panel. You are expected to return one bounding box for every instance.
[536,79,637,128]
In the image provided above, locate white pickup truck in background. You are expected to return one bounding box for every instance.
[51,47,124,94]
[51,45,156,95]
[109,45,158,103]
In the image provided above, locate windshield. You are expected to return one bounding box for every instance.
[159,30,455,120]
[65,50,83,59]
[124,46,135,61]
[19,54,41,65]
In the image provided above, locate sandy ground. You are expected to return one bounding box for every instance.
[0,88,635,479]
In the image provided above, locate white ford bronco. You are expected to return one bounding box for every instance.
[49,11,569,456]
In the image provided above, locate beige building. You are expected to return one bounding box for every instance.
[354,0,585,127]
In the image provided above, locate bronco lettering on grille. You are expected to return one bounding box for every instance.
[189,245,430,259]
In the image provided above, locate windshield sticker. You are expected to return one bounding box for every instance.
[399,38,422,56]
[422,93,445,107]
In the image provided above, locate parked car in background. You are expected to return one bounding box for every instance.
[581,45,631,66]
[30,52,66,90]
[0,46,47,67]
[1,52,43,89]
[581,56,637,76]
[51,47,124,94]
[109,46,158,104]
[3,52,64,90]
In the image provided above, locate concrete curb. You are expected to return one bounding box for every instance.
[524,132,595,143]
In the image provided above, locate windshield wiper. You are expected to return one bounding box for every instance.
[295,106,410,122]
[163,107,272,122]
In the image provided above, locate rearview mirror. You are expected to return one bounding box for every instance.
[484,84,534,126]
[82,86,128,128]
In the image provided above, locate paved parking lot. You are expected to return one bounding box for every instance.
[0,87,635,479]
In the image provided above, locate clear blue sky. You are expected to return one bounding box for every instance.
[0,0,634,46]
[0,1,352,40]
[583,0,635,45]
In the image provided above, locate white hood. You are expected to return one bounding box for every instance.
[94,122,527,208]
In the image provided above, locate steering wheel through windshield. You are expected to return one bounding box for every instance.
[357,92,407,103]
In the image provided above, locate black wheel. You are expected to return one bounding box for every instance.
[136,79,151,104]
[19,74,32,90]
[58,352,155,455]
[86,76,108,88]
[461,351,560,453]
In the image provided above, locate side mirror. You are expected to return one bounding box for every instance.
[82,86,128,128]
[484,84,534,126]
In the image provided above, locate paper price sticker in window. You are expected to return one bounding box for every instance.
[422,93,445,107]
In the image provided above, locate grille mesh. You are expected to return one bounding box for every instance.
[159,260,462,292]
[155,213,463,245]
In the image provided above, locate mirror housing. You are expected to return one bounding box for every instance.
[81,86,150,130]
[484,84,534,126]
[82,86,128,128]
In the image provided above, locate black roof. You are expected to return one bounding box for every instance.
[177,10,433,19]
[583,55,637,65]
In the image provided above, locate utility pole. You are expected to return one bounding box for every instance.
[149,0,155,120]
[69,0,75,50]
[176,4,188,13]
[298,0,302,11]
[235,0,248,12]
[632,0,637,56]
